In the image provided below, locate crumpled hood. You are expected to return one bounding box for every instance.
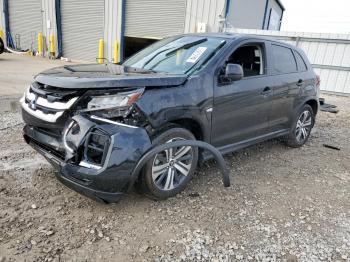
[34,64,188,89]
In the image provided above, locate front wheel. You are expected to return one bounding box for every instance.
[285,104,315,148]
[138,128,198,200]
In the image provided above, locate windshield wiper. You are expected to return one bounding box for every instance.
[185,40,226,75]
[165,38,208,56]
[142,38,208,69]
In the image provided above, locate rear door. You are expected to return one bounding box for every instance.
[211,40,274,148]
[269,43,301,131]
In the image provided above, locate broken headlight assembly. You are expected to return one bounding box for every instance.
[81,88,144,119]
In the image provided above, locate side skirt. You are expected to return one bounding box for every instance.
[201,129,290,162]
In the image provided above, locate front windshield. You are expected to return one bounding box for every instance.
[123,36,226,75]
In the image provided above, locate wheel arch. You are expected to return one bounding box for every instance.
[305,99,319,115]
[170,118,204,141]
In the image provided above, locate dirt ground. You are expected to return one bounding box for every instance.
[0,94,349,262]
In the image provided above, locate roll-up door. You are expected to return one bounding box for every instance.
[125,0,186,39]
[61,0,104,61]
[8,0,42,51]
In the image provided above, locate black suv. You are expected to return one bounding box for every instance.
[21,34,319,202]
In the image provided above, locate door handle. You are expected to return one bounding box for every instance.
[261,86,272,95]
[297,79,304,86]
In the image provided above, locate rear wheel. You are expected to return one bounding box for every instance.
[285,104,315,147]
[139,128,198,200]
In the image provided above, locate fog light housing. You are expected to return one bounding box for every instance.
[83,130,110,167]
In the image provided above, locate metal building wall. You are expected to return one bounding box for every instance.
[61,0,104,61]
[0,0,4,43]
[41,0,57,56]
[8,0,42,51]
[263,0,284,30]
[125,0,186,38]
[226,0,266,30]
[104,0,123,62]
[225,28,350,94]
[0,0,56,55]
[184,0,226,33]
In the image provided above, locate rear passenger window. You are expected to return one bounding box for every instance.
[272,45,297,74]
[294,51,307,71]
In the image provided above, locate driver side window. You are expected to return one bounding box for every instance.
[223,44,265,79]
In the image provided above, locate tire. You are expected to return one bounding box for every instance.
[285,104,315,148]
[138,127,198,200]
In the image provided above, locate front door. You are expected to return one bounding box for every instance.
[211,42,274,148]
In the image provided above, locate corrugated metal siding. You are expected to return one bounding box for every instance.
[225,28,350,94]
[226,0,266,30]
[61,0,104,61]
[104,0,122,62]
[41,0,57,56]
[0,0,5,43]
[8,0,42,51]
[125,0,186,38]
[184,0,226,33]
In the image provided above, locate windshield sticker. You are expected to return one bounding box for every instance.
[186,47,207,63]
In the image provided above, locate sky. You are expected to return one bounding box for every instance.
[280,0,350,34]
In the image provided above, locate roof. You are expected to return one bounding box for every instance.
[183,32,299,50]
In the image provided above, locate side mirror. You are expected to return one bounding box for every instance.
[225,63,243,81]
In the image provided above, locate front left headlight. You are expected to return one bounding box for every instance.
[83,88,144,119]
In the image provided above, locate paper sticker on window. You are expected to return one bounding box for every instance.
[186,47,207,63]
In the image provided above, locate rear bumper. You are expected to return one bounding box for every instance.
[23,115,152,203]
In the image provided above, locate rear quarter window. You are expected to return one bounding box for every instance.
[294,51,308,72]
[272,44,298,74]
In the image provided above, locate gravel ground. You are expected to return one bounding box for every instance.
[0,94,349,262]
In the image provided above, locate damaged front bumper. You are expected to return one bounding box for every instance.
[23,114,152,203]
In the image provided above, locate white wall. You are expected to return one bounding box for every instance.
[104,0,123,62]
[184,0,226,33]
[226,0,266,30]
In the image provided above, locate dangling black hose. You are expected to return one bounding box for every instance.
[128,140,231,191]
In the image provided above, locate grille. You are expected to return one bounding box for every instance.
[21,82,81,123]
[31,82,82,103]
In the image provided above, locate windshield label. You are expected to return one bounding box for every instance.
[186,47,207,63]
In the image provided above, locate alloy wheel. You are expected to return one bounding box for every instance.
[295,110,312,143]
[151,138,193,191]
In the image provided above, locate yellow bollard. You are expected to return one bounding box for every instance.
[49,34,55,53]
[38,32,43,56]
[0,30,3,40]
[98,39,104,64]
[114,40,119,64]
[49,34,55,59]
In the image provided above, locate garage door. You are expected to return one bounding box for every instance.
[9,0,42,51]
[61,0,104,61]
[125,0,186,39]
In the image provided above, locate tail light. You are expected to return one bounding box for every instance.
[316,75,321,88]
[83,130,110,166]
